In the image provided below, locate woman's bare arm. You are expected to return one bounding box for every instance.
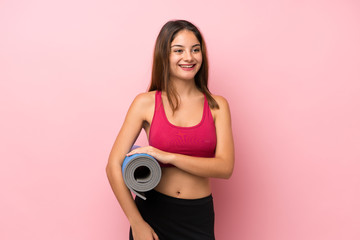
[106,93,158,240]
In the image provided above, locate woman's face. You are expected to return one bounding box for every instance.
[169,30,202,82]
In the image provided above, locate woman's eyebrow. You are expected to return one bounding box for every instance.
[171,44,201,48]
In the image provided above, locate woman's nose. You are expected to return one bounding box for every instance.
[183,50,194,61]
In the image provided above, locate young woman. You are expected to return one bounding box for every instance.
[106,20,234,240]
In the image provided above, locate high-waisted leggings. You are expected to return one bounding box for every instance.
[129,190,215,240]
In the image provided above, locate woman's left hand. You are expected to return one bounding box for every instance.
[126,146,173,165]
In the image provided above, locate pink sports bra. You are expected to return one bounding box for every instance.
[149,91,217,167]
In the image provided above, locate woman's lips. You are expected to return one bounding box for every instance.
[179,64,196,71]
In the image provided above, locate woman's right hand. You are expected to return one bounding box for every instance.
[131,220,159,240]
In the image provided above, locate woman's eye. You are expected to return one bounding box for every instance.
[192,48,201,53]
[174,49,183,53]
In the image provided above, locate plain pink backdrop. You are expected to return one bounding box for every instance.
[1,0,359,239]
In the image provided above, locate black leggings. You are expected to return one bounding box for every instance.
[129,190,215,240]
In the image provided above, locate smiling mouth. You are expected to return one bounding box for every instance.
[179,64,196,68]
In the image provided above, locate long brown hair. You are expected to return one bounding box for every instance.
[148,20,219,112]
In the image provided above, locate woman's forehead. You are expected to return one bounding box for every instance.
[171,30,200,45]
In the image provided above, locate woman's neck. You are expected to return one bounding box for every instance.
[170,78,199,97]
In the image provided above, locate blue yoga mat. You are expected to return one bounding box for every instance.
[122,146,162,200]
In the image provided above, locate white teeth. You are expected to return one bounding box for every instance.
[180,65,194,68]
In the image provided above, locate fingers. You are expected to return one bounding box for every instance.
[126,146,153,157]
[152,231,159,240]
[125,146,170,164]
[126,147,143,156]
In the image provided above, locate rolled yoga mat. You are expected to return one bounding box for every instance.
[122,147,161,200]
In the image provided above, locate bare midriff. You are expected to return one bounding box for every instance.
[154,167,211,199]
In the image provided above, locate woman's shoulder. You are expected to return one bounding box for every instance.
[211,94,231,125]
[133,91,156,103]
[125,91,157,122]
[208,93,231,122]
[210,94,230,109]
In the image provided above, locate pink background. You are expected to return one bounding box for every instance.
[1,0,359,239]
